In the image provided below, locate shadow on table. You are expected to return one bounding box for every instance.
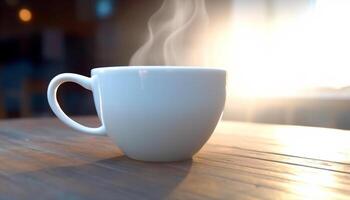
[8,156,193,200]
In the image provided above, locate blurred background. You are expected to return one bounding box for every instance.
[1,0,350,130]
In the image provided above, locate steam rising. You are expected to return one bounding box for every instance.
[130,0,209,66]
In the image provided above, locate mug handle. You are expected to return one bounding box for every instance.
[47,73,106,135]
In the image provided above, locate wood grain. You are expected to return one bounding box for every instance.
[0,117,349,199]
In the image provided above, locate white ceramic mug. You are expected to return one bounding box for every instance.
[47,66,226,161]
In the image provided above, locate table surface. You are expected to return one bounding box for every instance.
[0,117,349,200]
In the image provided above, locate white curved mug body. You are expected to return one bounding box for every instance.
[48,66,226,162]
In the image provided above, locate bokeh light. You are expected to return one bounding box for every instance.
[18,8,32,22]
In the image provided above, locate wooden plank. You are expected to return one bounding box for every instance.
[0,117,349,199]
[211,121,350,163]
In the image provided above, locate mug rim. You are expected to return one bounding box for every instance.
[91,66,226,74]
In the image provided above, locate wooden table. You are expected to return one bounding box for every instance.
[0,117,349,199]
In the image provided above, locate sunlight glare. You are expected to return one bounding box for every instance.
[210,0,350,97]
[272,125,347,199]
[273,126,349,161]
[291,170,337,200]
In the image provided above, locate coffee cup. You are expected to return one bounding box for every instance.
[47,66,226,161]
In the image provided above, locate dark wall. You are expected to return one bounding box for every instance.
[0,0,232,118]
